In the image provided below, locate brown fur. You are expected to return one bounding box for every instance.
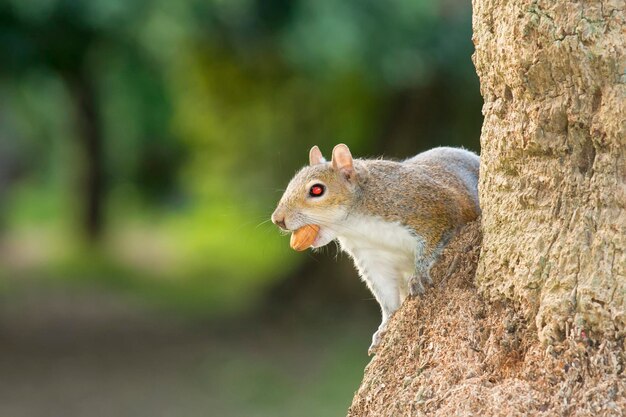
[273,148,481,253]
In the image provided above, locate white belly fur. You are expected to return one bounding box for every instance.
[334,214,422,316]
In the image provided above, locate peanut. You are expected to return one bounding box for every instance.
[290,224,320,251]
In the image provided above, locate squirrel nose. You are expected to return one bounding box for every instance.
[271,211,288,230]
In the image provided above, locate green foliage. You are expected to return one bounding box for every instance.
[0,0,481,313]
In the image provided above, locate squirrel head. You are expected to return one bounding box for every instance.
[271,144,359,248]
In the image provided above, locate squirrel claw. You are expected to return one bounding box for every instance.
[423,272,433,286]
[408,275,426,297]
[368,327,387,356]
[368,345,378,356]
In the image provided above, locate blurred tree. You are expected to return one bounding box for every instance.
[0,0,483,313]
[0,0,186,240]
[1,1,110,240]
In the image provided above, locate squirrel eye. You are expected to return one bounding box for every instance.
[309,184,325,197]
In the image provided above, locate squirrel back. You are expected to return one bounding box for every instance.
[347,147,480,250]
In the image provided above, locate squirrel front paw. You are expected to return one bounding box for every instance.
[408,274,431,297]
[368,325,388,356]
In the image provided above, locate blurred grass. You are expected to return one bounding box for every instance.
[205,320,373,417]
[2,177,300,317]
[0,281,376,417]
[0,239,295,319]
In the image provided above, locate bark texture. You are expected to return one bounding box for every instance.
[473,0,625,342]
[348,2,626,415]
[348,222,626,416]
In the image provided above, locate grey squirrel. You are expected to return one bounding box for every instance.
[272,144,481,354]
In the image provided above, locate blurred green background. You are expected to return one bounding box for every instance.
[0,0,481,416]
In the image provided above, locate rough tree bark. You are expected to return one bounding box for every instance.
[473,0,625,342]
[348,1,625,415]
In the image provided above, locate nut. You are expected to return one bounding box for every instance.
[290,225,320,251]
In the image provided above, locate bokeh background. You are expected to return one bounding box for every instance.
[0,0,481,416]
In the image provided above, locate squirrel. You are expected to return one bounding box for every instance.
[271,144,480,354]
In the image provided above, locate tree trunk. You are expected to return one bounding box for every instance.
[348,1,625,415]
[67,72,105,242]
[473,0,625,342]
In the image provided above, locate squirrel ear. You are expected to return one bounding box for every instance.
[309,145,326,165]
[331,144,355,181]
